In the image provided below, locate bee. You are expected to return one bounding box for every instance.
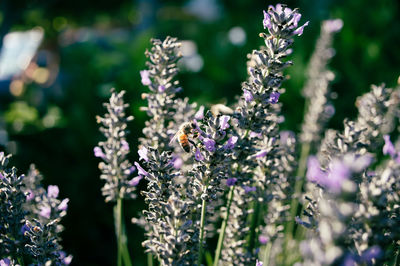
[169,122,199,152]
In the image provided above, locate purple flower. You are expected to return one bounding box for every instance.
[195,149,204,161]
[203,138,216,152]
[243,89,253,102]
[226,178,237,186]
[124,166,136,175]
[58,251,73,265]
[21,223,30,234]
[325,159,350,192]
[58,198,69,211]
[140,70,151,86]
[121,140,129,151]
[255,150,268,158]
[158,85,166,92]
[195,106,205,120]
[173,157,183,169]
[256,259,263,266]
[293,21,309,36]
[323,19,343,33]
[0,258,11,266]
[219,115,231,130]
[134,162,148,176]
[0,172,4,180]
[129,176,143,186]
[268,91,280,104]
[263,10,272,30]
[361,246,382,262]
[383,135,396,157]
[250,131,262,138]
[138,146,149,162]
[224,136,238,150]
[291,13,302,28]
[94,146,105,159]
[258,235,269,245]
[244,186,256,193]
[26,189,34,201]
[47,185,59,198]
[342,254,357,266]
[39,206,51,219]
[306,156,325,183]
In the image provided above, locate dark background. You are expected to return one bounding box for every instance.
[0,0,399,265]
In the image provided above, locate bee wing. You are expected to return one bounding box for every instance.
[169,131,180,145]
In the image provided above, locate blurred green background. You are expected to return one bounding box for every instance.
[0,0,399,265]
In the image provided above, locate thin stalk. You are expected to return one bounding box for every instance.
[114,198,133,266]
[17,257,25,266]
[147,253,154,266]
[262,241,272,266]
[213,186,235,266]
[197,196,207,266]
[248,200,261,252]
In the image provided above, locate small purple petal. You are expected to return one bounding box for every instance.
[244,186,256,193]
[219,115,231,130]
[158,85,166,92]
[268,91,280,104]
[175,87,183,93]
[256,259,263,266]
[121,140,130,151]
[47,185,59,198]
[134,162,148,176]
[140,70,151,86]
[243,89,253,102]
[250,131,262,138]
[195,149,204,161]
[203,138,216,152]
[292,13,302,28]
[129,176,143,186]
[342,254,357,266]
[361,245,382,262]
[383,135,396,157]
[94,146,105,159]
[138,146,149,162]
[124,166,136,175]
[255,150,268,158]
[26,189,34,201]
[173,157,183,169]
[0,258,11,266]
[325,159,350,192]
[263,11,272,30]
[0,172,4,180]
[39,206,51,219]
[306,156,325,183]
[224,136,238,150]
[293,21,309,36]
[21,223,30,234]
[258,235,269,245]
[226,178,237,186]
[195,106,205,120]
[58,198,69,211]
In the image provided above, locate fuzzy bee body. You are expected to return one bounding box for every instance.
[170,122,198,153]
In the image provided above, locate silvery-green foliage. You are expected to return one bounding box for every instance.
[95,90,137,202]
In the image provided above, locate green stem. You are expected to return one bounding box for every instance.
[114,198,132,266]
[17,257,25,266]
[262,241,272,266]
[213,186,235,266]
[248,200,261,252]
[197,197,207,266]
[147,253,154,266]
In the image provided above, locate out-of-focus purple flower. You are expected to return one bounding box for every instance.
[58,198,69,211]
[158,85,166,92]
[226,178,237,186]
[20,223,30,234]
[0,172,4,180]
[306,156,325,183]
[293,21,309,36]
[26,189,34,201]
[124,166,136,175]
[250,131,262,138]
[195,106,205,120]
[138,146,149,162]
[203,138,216,152]
[255,150,268,158]
[244,89,254,102]
[268,91,280,104]
[121,140,130,151]
[219,115,231,130]
[39,206,51,219]
[361,246,382,262]
[0,258,11,266]
[280,130,294,145]
[58,251,73,265]
[263,10,272,30]
[134,162,148,176]
[258,235,269,245]
[342,254,357,266]
[94,146,106,159]
[129,176,143,186]
[323,19,343,33]
[173,157,183,169]
[140,70,151,86]
[383,135,396,157]
[224,136,238,150]
[256,259,263,266]
[195,149,204,161]
[47,185,59,198]
[175,87,183,93]
[244,186,256,193]
[325,159,350,192]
